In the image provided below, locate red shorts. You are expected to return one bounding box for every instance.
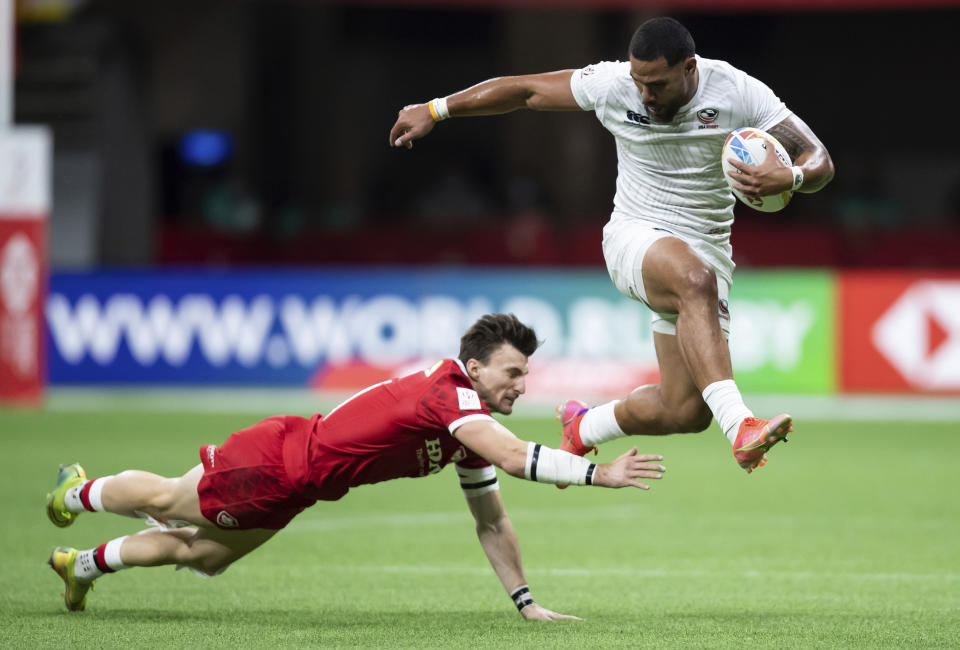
[197,415,317,530]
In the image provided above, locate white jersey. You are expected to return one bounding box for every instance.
[570,55,792,248]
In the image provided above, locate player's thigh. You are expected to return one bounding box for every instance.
[163,464,208,526]
[191,526,278,573]
[654,331,711,424]
[641,236,717,315]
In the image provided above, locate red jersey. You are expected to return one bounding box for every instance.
[285,359,495,501]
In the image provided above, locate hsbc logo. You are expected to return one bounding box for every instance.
[871,281,960,390]
[425,438,443,474]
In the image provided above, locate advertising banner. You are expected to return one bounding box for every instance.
[46,268,832,399]
[840,271,960,393]
[46,269,661,398]
[729,270,834,394]
[46,268,836,398]
[0,127,51,405]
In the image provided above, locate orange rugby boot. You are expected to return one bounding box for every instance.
[732,413,792,473]
[555,399,596,489]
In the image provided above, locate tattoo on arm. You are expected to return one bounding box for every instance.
[767,122,810,161]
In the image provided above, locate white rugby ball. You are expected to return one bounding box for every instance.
[721,127,793,213]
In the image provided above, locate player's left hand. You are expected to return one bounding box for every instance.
[520,603,583,621]
[725,143,793,201]
[388,103,435,149]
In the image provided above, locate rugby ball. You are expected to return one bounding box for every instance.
[721,127,793,213]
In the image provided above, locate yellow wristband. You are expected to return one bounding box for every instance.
[428,97,449,122]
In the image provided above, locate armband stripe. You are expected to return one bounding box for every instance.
[585,463,596,486]
[460,478,498,490]
[510,585,534,612]
[530,443,541,482]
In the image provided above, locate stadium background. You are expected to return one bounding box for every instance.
[1,1,958,647]
[3,0,960,402]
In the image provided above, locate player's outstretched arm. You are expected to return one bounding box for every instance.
[453,420,665,489]
[389,70,579,149]
[464,488,583,621]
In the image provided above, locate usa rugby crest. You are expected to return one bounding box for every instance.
[697,108,719,124]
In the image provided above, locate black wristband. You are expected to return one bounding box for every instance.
[529,444,541,481]
[585,463,596,486]
[510,584,534,613]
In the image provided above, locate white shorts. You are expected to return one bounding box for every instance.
[602,218,734,336]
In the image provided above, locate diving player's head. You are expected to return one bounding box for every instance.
[628,17,698,124]
[459,313,540,415]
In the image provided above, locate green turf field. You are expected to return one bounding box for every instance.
[1,407,958,648]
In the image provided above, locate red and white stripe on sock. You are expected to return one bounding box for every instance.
[64,476,114,514]
[73,536,129,583]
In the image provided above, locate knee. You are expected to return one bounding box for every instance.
[194,557,231,576]
[678,265,718,303]
[176,544,231,576]
[143,477,181,514]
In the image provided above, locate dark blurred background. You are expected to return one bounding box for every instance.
[13,0,960,269]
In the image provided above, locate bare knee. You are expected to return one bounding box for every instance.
[137,467,202,522]
[174,540,233,576]
[112,471,181,517]
[152,481,182,514]
[193,555,231,576]
[678,266,718,305]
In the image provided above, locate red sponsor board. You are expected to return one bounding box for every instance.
[0,218,46,403]
[840,271,960,393]
[0,127,51,405]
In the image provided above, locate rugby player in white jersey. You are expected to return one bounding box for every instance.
[388,17,834,474]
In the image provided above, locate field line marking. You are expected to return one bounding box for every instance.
[280,563,960,582]
[40,387,960,421]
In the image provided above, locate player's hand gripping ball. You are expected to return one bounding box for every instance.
[721,127,793,212]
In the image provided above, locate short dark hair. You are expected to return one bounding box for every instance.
[459,313,540,365]
[629,17,695,66]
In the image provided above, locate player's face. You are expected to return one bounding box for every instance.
[469,343,529,415]
[629,55,698,124]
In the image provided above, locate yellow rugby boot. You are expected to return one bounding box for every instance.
[48,546,93,611]
[46,463,87,527]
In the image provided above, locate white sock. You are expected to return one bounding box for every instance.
[103,536,128,570]
[63,482,88,513]
[64,476,114,513]
[88,476,113,511]
[702,379,753,444]
[73,549,102,582]
[578,401,627,447]
[73,536,129,584]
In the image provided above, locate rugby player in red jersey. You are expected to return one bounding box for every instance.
[46,313,666,619]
